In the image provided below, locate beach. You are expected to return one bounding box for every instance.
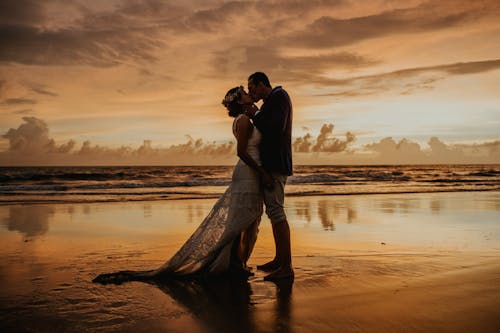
[1,191,500,332]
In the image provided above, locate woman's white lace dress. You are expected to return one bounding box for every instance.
[154,115,263,276]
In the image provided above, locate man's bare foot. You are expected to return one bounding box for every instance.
[257,260,281,272]
[263,266,294,281]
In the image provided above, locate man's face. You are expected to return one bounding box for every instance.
[247,79,260,102]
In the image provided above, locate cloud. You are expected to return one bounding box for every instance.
[362,136,500,164]
[0,0,45,26]
[427,136,463,159]
[48,138,76,154]
[293,123,356,153]
[0,117,236,165]
[2,116,73,153]
[0,79,6,95]
[0,0,179,67]
[278,0,500,49]
[0,24,163,66]
[12,109,33,115]
[0,0,268,67]
[1,116,499,166]
[454,139,500,157]
[1,98,37,105]
[365,137,424,160]
[26,82,58,97]
[212,47,376,83]
[75,136,235,158]
[316,59,500,96]
[1,0,498,89]
[177,0,346,34]
[293,133,314,153]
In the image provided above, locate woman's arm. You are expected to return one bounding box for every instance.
[235,115,275,189]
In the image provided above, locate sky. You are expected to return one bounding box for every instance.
[1,0,499,165]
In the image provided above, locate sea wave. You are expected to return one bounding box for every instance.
[1,165,498,204]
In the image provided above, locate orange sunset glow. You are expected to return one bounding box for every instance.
[1,3,500,332]
[1,0,499,165]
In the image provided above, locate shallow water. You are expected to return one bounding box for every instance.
[1,191,500,332]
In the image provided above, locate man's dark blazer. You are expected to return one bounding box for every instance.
[253,86,293,176]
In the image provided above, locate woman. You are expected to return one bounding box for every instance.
[93,86,269,283]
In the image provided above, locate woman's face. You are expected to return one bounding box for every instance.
[238,89,253,105]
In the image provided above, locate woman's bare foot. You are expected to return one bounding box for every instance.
[256,259,280,272]
[229,265,255,278]
[263,266,294,281]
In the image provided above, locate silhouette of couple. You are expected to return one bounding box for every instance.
[94,72,294,284]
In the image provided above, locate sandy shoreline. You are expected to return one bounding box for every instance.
[0,191,499,332]
[251,252,500,333]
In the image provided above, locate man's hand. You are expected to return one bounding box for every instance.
[261,171,275,190]
[243,104,259,118]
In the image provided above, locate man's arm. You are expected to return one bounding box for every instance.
[253,91,290,136]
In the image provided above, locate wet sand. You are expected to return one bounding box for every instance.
[1,191,500,332]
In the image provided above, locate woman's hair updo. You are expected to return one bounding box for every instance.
[222,86,244,117]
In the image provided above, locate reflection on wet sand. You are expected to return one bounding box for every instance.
[430,199,442,214]
[0,192,499,333]
[314,199,359,230]
[143,204,152,218]
[294,201,313,224]
[3,205,54,237]
[145,277,292,333]
[155,278,255,333]
[318,200,336,231]
[347,206,357,223]
[377,197,421,215]
[272,278,293,333]
[187,203,207,224]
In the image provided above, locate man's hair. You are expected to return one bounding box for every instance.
[248,72,271,88]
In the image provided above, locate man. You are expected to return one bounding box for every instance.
[247,72,294,281]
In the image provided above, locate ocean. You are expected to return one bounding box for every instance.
[1,164,499,204]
